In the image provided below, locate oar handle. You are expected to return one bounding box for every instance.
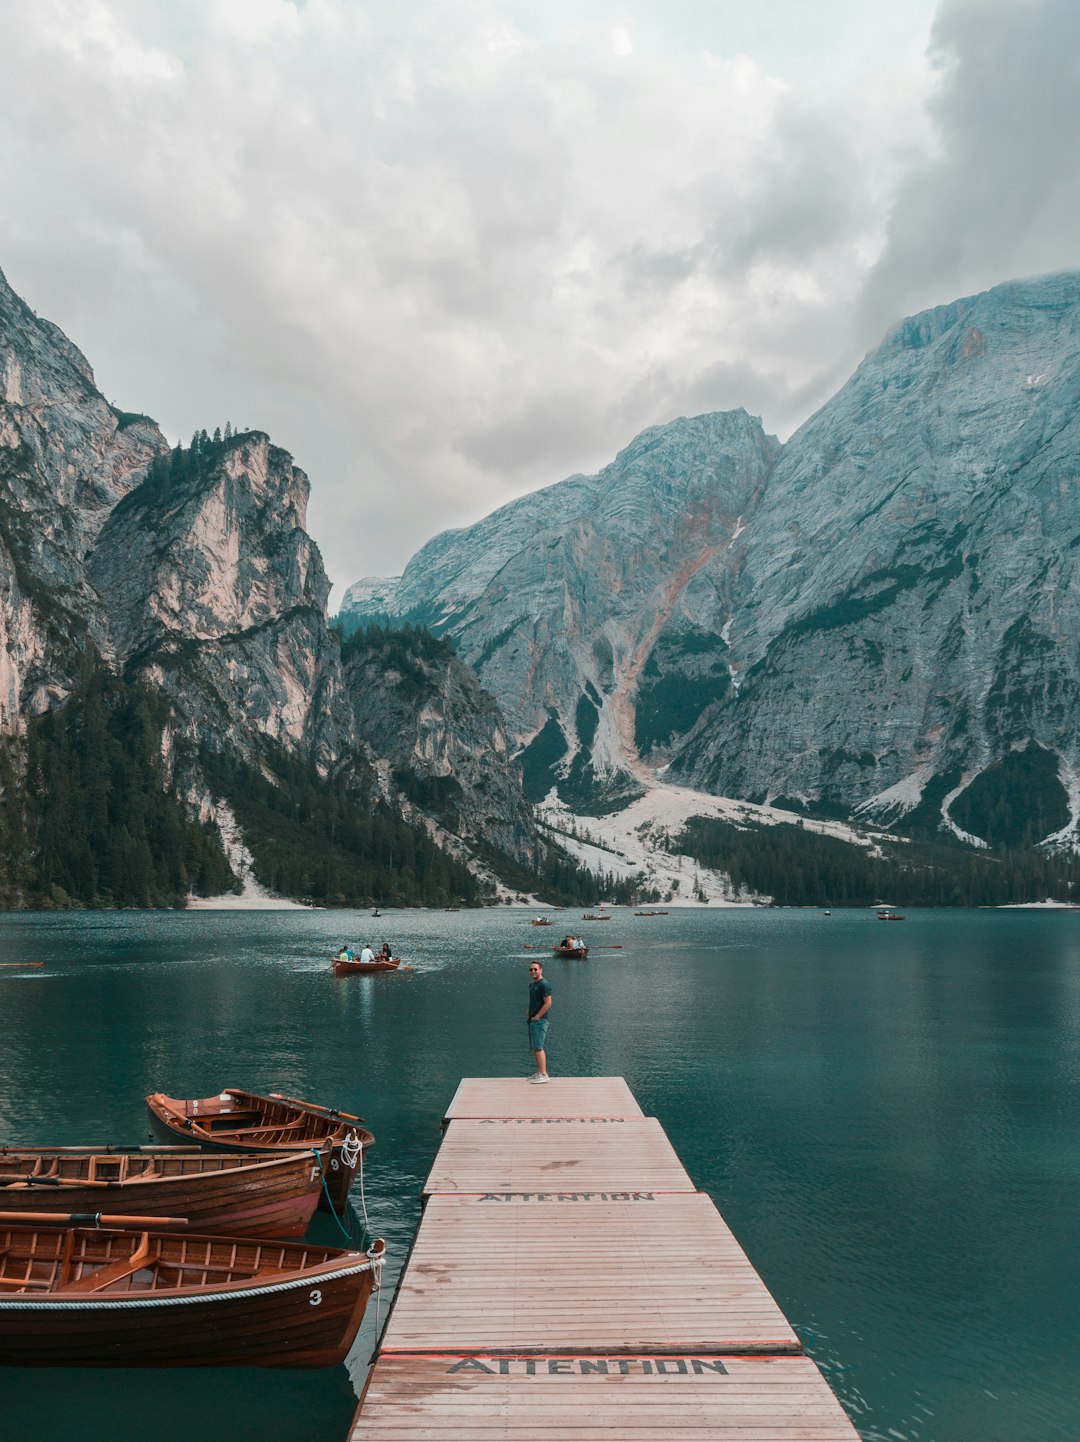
[267,1093,364,1123]
[0,1175,113,1189]
[0,1211,188,1227]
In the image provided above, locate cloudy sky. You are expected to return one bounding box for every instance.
[0,0,1077,599]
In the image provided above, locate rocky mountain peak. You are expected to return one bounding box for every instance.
[90,430,329,664]
[343,271,1080,848]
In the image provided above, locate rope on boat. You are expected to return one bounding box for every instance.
[371,1238,383,1337]
[313,1150,353,1242]
[313,1133,369,1242]
[346,1131,371,1234]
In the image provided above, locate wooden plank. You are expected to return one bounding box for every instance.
[444,1077,644,1122]
[381,1192,800,1354]
[348,1354,861,1440]
[423,1119,693,1197]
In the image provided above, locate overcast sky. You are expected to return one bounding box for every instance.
[1,0,1078,599]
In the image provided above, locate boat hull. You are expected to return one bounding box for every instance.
[0,1148,322,1238]
[0,1227,382,1367]
[333,958,400,975]
[553,946,588,958]
[145,1091,373,1214]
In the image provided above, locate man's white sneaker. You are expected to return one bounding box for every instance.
[529,1073,550,1084]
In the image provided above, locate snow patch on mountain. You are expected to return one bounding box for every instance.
[539,780,893,905]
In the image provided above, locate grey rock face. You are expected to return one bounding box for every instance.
[343,411,780,796]
[0,265,538,877]
[677,273,1080,826]
[89,433,347,764]
[0,264,166,725]
[345,272,1080,842]
[342,631,537,867]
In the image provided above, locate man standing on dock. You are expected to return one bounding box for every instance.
[527,960,552,1083]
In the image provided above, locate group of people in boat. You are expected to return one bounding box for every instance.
[559,934,586,951]
[338,942,394,964]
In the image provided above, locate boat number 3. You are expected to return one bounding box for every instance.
[309,1289,323,1307]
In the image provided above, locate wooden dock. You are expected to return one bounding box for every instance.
[348,1077,859,1440]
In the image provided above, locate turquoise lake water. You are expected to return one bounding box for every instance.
[0,906,1078,1441]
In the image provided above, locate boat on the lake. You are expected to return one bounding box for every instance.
[145,1090,374,1212]
[876,910,906,921]
[530,917,553,926]
[332,955,401,975]
[581,914,610,921]
[553,943,588,958]
[0,1146,322,1237]
[0,1221,384,1368]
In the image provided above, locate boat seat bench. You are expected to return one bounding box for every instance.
[67,1236,152,1294]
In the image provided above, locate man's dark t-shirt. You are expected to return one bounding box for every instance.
[529,978,552,1020]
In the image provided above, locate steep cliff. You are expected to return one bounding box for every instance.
[0,266,539,904]
[89,431,348,767]
[340,624,537,870]
[676,273,1080,844]
[344,272,1080,849]
[344,410,780,805]
[0,264,166,727]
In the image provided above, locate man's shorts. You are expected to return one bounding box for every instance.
[528,1019,549,1050]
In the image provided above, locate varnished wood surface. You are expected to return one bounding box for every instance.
[0,1228,383,1367]
[423,1118,693,1196]
[0,1148,322,1236]
[444,1077,643,1122]
[349,1353,861,1440]
[382,1192,799,1354]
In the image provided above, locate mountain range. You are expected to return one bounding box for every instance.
[343,272,1080,855]
[3,257,1079,911]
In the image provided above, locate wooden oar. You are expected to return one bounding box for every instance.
[267,1093,364,1123]
[0,962,43,968]
[0,1174,113,1188]
[0,1211,188,1227]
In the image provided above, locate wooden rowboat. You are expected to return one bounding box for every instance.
[0,1222,384,1367]
[332,955,401,975]
[0,1146,323,1238]
[581,914,611,921]
[145,1090,374,1213]
[530,918,553,926]
[553,945,588,958]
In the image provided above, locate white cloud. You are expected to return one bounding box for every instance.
[0,0,966,599]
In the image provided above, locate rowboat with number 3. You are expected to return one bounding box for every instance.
[0,1223,384,1367]
[145,1090,375,1212]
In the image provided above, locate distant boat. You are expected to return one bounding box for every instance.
[530,918,553,927]
[333,955,402,975]
[371,908,381,918]
[0,1222,384,1368]
[581,914,610,921]
[876,909,906,921]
